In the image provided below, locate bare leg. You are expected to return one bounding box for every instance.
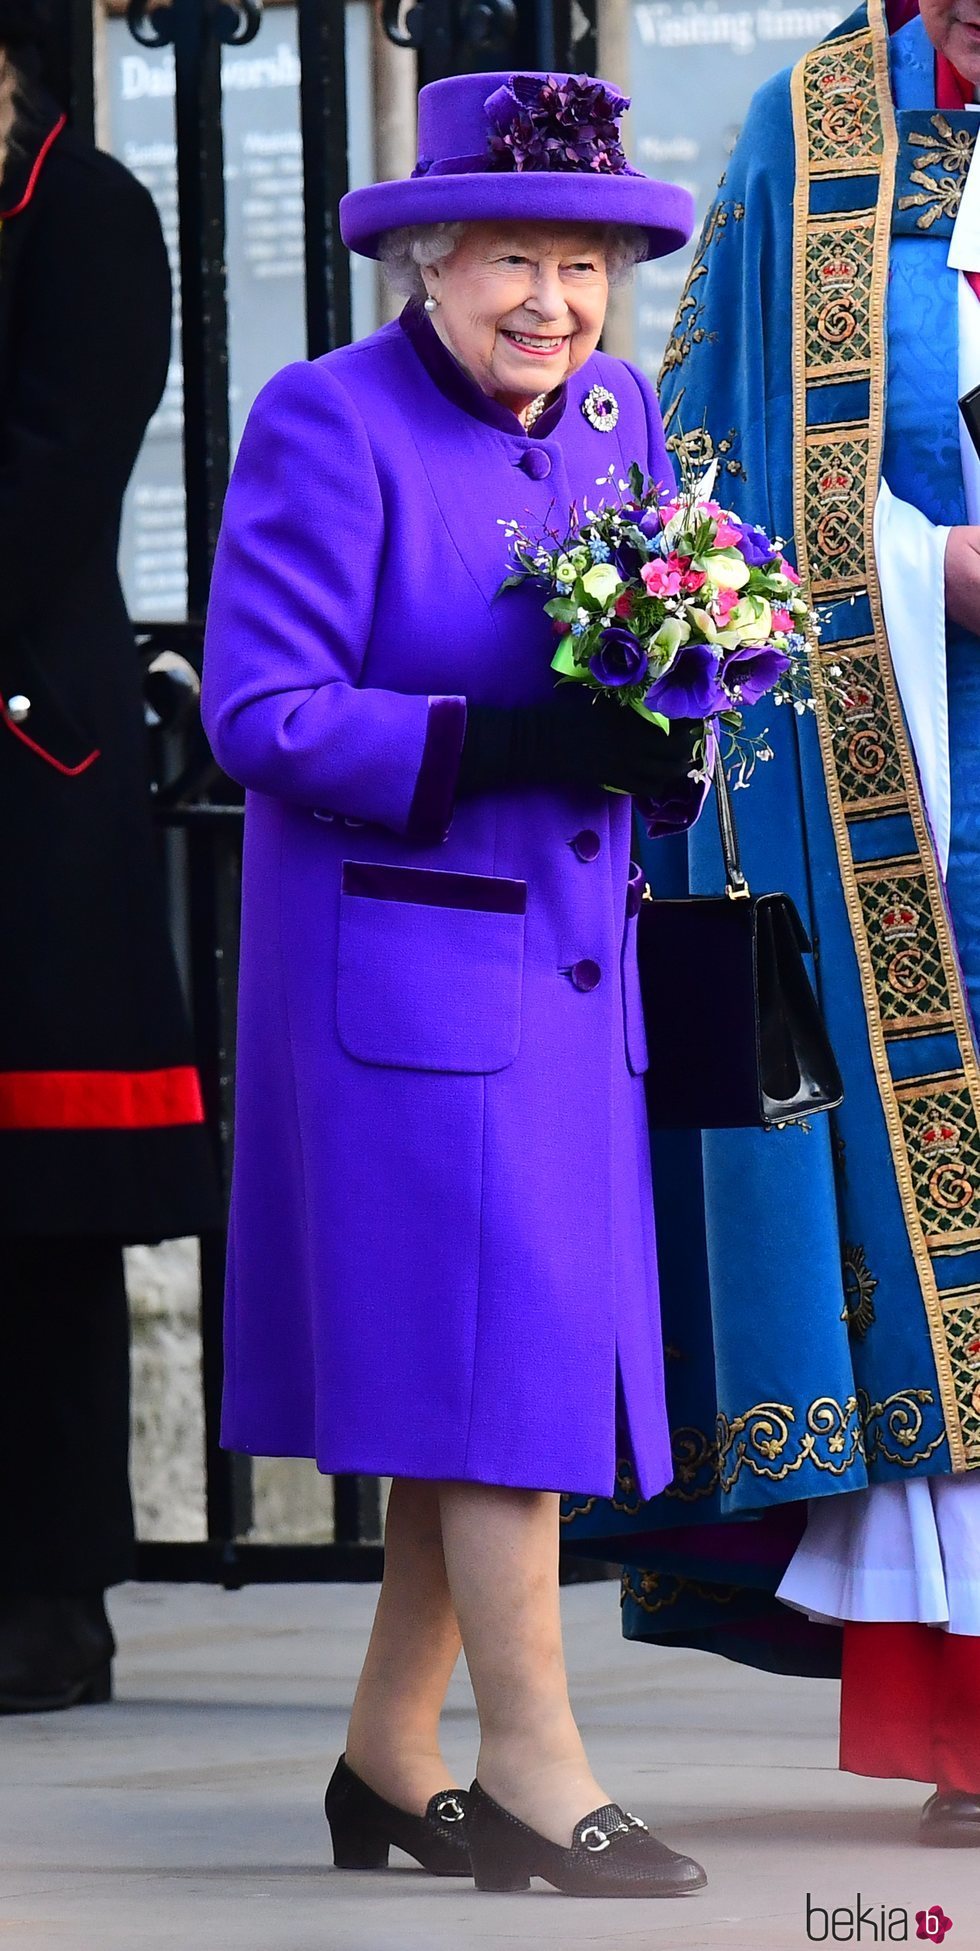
[344,1477,463,1812]
[439,1481,610,1845]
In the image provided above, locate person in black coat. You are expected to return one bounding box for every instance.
[0,1,217,1709]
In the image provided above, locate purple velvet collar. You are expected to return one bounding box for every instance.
[399,301,567,440]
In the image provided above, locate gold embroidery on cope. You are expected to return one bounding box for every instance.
[898,114,975,229]
[659,200,744,382]
[791,0,980,1467]
[663,409,745,481]
[558,1369,952,1525]
[805,212,875,383]
[940,1288,980,1463]
[803,30,883,177]
[658,195,748,481]
[621,1568,739,1617]
[667,1425,718,1501]
[894,1075,980,1249]
[558,1458,645,1524]
[803,424,872,595]
[854,859,955,1036]
[662,1400,868,1499]
[610,1457,641,1513]
[717,1395,863,1487]
[821,642,907,816]
[656,1388,942,1488]
[661,396,747,483]
[859,1387,945,1465]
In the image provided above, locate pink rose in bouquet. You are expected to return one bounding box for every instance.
[499,458,816,786]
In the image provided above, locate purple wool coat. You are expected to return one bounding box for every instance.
[202,304,704,1498]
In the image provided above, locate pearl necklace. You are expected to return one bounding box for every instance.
[521,392,550,431]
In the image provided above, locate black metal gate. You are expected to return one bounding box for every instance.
[59,0,598,1585]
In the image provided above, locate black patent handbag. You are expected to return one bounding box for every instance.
[639,762,844,1130]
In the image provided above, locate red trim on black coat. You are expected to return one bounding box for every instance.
[0,1067,206,1130]
[0,696,101,775]
[0,112,67,220]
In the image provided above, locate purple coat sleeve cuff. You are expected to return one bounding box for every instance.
[636,726,716,840]
[636,768,713,840]
[405,696,467,843]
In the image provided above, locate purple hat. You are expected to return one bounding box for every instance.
[340,70,695,263]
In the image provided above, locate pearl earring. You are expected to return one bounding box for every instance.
[424,295,438,314]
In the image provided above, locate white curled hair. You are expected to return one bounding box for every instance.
[377,221,646,301]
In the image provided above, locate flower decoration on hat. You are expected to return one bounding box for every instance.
[484,74,631,176]
[339,66,697,263]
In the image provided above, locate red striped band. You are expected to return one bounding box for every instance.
[0,1067,206,1131]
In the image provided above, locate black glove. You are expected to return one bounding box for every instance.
[456,684,701,800]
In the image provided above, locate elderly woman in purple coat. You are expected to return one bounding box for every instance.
[203,69,706,1900]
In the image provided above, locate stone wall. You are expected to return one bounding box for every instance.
[126,1238,338,1544]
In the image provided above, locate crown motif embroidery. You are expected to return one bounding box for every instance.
[818,467,853,497]
[819,256,857,287]
[841,679,875,720]
[817,66,860,96]
[879,889,918,941]
[919,1105,962,1158]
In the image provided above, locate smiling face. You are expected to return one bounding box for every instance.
[420,222,610,417]
[921,0,980,83]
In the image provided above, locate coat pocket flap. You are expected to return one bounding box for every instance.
[341,860,526,915]
[337,864,526,1075]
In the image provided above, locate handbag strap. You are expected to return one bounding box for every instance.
[713,754,751,900]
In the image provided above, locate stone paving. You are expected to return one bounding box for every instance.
[2,1581,977,1951]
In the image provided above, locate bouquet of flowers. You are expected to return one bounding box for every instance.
[500,461,816,786]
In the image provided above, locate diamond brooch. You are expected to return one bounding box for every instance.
[582,384,619,432]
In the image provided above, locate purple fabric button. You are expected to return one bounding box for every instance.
[570,958,602,992]
[519,448,552,480]
[571,828,601,863]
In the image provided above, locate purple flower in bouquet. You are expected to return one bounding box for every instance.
[733,522,776,569]
[637,507,665,541]
[485,74,631,176]
[720,643,792,706]
[612,535,644,580]
[644,642,728,719]
[589,625,648,689]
